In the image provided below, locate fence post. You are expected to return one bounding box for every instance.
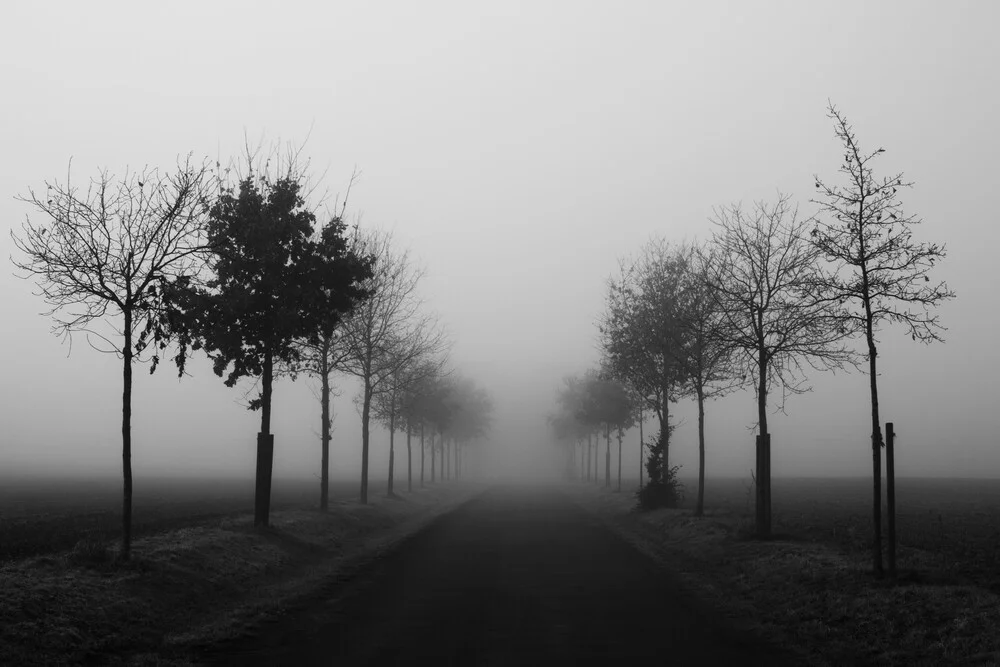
[886,422,896,578]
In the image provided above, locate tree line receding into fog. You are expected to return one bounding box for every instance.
[548,103,954,577]
[11,142,492,561]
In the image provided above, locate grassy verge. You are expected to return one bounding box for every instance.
[567,484,1000,667]
[0,483,480,666]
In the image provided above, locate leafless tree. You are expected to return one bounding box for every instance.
[374,346,449,497]
[10,157,213,559]
[812,103,955,574]
[706,193,853,538]
[680,242,739,516]
[335,228,447,503]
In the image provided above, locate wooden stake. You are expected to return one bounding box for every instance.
[886,422,896,578]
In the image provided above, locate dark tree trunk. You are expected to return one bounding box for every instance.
[420,422,425,487]
[320,355,331,512]
[756,349,770,538]
[605,423,611,488]
[616,427,622,492]
[388,411,395,497]
[254,351,275,527]
[360,379,371,504]
[638,406,644,490]
[865,303,884,575]
[586,432,592,482]
[407,427,413,493]
[120,309,133,560]
[430,430,436,482]
[695,385,706,517]
[446,439,451,480]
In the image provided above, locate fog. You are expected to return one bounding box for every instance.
[1,1,997,487]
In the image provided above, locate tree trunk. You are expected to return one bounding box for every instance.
[695,385,706,517]
[430,430,436,483]
[388,411,395,497]
[756,350,770,538]
[605,423,611,488]
[360,379,371,504]
[255,351,275,527]
[586,432,592,482]
[320,357,331,512]
[446,438,451,480]
[120,309,134,560]
[616,427,622,492]
[420,422,425,487]
[407,427,413,493]
[866,309,884,575]
[638,406,644,490]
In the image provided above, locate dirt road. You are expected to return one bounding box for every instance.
[199,486,793,665]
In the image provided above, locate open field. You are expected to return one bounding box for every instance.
[0,476,376,560]
[572,476,1000,666]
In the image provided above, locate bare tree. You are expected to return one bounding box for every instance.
[374,345,449,497]
[681,242,739,516]
[335,228,444,503]
[707,193,853,538]
[11,158,213,559]
[812,103,955,574]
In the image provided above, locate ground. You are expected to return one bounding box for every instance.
[197,485,794,665]
[3,475,1000,665]
[570,476,1000,666]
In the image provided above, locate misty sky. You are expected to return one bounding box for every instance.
[1,1,997,484]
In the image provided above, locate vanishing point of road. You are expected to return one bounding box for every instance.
[202,486,792,666]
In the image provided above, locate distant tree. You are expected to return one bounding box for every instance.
[335,228,442,503]
[168,154,370,527]
[706,193,853,537]
[293,212,372,511]
[812,103,955,574]
[11,158,213,559]
[552,375,590,480]
[446,376,493,477]
[374,350,447,496]
[601,239,689,506]
[586,371,632,489]
[680,242,738,516]
[397,361,446,491]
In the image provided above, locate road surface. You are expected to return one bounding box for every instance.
[200,486,793,665]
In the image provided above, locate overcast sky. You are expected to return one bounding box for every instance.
[1,1,997,485]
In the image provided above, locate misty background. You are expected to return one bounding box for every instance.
[1,1,996,484]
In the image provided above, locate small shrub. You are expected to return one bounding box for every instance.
[636,465,684,510]
[635,426,684,510]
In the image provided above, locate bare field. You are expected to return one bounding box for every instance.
[691,476,1000,592]
[573,476,1000,666]
[0,476,371,560]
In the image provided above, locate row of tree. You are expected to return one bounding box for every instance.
[551,103,953,576]
[11,144,492,560]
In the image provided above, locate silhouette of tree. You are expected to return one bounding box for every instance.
[293,209,373,511]
[374,352,448,496]
[812,103,956,574]
[335,228,446,503]
[167,155,370,527]
[706,193,853,537]
[11,157,213,559]
[600,239,689,497]
[679,242,739,516]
